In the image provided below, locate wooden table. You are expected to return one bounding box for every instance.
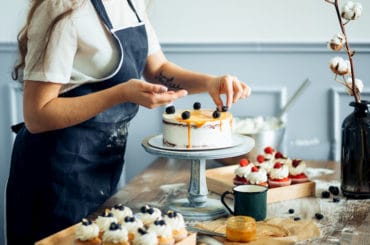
[38,158,370,244]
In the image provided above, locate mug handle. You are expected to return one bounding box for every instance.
[220,190,234,215]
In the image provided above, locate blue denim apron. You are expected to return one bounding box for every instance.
[6,0,148,243]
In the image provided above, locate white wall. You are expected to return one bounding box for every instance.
[2,0,370,43]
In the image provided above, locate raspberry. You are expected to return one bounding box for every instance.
[264,146,274,154]
[239,158,249,167]
[292,159,301,168]
[274,162,282,169]
[275,151,284,159]
[256,155,265,163]
[251,166,259,172]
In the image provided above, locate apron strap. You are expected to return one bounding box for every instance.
[90,0,114,29]
[90,0,143,30]
[127,0,142,23]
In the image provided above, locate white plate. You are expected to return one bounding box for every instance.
[147,134,246,151]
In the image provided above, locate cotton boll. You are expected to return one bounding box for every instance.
[329,57,351,75]
[341,1,362,20]
[327,33,346,51]
[345,78,364,95]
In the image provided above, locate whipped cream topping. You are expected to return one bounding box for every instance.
[133,229,158,245]
[102,224,128,243]
[289,160,307,176]
[121,216,143,233]
[234,164,254,178]
[137,206,162,225]
[247,168,267,184]
[111,205,133,223]
[255,161,272,174]
[96,215,117,232]
[274,157,292,166]
[75,220,99,241]
[163,211,185,230]
[269,164,289,179]
[147,220,173,238]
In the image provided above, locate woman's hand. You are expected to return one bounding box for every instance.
[121,79,188,109]
[208,75,251,110]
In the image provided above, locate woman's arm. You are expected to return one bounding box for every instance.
[143,50,251,110]
[23,79,187,133]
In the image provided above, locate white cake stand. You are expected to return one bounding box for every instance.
[141,134,255,221]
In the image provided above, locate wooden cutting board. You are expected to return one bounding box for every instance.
[35,225,196,245]
[206,165,316,203]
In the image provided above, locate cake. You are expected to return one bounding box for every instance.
[75,218,101,245]
[233,158,254,185]
[110,204,133,224]
[136,205,162,226]
[288,159,309,184]
[133,228,158,245]
[255,154,273,174]
[162,103,233,149]
[268,162,291,188]
[163,210,188,242]
[147,219,175,245]
[121,216,144,242]
[96,210,118,238]
[246,166,268,187]
[273,151,292,165]
[102,222,129,245]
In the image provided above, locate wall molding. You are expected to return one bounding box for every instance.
[2,41,370,54]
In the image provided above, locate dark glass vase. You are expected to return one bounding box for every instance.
[341,100,370,199]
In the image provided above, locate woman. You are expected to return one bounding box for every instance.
[6,0,251,244]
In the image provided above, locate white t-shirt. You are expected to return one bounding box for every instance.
[23,0,161,93]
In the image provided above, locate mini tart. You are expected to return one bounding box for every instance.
[102,222,129,245]
[96,210,118,238]
[137,205,162,226]
[268,177,292,188]
[110,204,133,224]
[233,175,249,185]
[148,219,175,245]
[121,216,143,242]
[133,228,158,245]
[289,173,309,184]
[246,167,268,187]
[163,210,188,242]
[75,219,101,245]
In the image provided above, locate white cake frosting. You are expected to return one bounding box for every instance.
[136,205,162,225]
[121,216,143,234]
[163,211,185,230]
[247,168,268,185]
[102,222,128,243]
[288,159,307,176]
[75,219,99,241]
[96,211,117,232]
[133,228,158,245]
[234,164,254,178]
[147,219,173,238]
[269,164,289,179]
[111,204,133,223]
[162,108,233,149]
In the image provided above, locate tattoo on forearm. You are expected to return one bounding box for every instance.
[155,72,183,90]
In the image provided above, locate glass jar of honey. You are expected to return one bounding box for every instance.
[226,216,256,242]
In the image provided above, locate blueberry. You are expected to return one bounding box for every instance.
[167,210,177,218]
[329,186,340,195]
[333,197,340,203]
[321,191,330,198]
[294,217,301,221]
[212,110,221,118]
[222,106,228,112]
[315,213,324,220]
[193,102,201,110]
[288,209,295,214]
[181,111,191,119]
[165,105,175,114]
[114,204,124,210]
[138,227,147,235]
[140,206,147,213]
[109,222,121,231]
[124,216,135,223]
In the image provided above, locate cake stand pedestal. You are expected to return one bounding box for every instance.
[141,134,254,221]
